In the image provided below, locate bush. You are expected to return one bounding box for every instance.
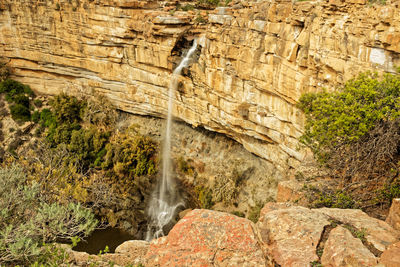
[103,127,157,180]
[68,127,110,170]
[195,185,214,209]
[298,72,400,161]
[33,99,43,108]
[0,79,34,99]
[31,110,40,123]
[0,164,97,264]
[50,93,85,124]
[10,103,31,122]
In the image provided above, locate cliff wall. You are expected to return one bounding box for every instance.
[1,0,400,174]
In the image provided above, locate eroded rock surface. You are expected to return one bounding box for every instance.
[258,203,400,267]
[257,206,330,266]
[321,225,378,267]
[1,0,400,178]
[315,208,400,252]
[144,209,267,266]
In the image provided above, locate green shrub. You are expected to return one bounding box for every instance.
[31,110,40,123]
[0,164,97,265]
[312,191,356,209]
[33,99,43,108]
[298,72,400,161]
[103,128,157,180]
[195,186,214,209]
[68,127,110,170]
[247,202,263,223]
[0,79,34,99]
[39,108,56,128]
[50,93,85,124]
[10,103,31,122]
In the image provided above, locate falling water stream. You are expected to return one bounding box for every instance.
[145,39,198,241]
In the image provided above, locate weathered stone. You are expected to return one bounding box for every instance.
[144,209,266,266]
[276,180,304,203]
[258,202,293,222]
[1,0,400,190]
[379,241,400,267]
[321,226,378,267]
[101,240,149,266]
[257,206,330,266]
[386,198,400,231]
[315,208,400,252]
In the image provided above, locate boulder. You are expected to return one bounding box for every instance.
[257,206,330,266]
[386,198,400,231]
[380,241,400,267]
[144,209,267,266]
[103,240,149,266]
[321,226,378,267]
[258,202,293,222]
[315,208,399,252]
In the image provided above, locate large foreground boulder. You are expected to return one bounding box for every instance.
[144,209,267,266]
[257,205,330,266]
[257,203,399,267]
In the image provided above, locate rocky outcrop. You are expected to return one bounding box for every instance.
[66,206,399,266]
[67,240,149,266]
[257,205,330,266]
[257,203,399,266]
[144,209,267,266]
[321,226,378,267]
[1,0,400,178]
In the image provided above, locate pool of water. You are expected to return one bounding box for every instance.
[73,227,136,254]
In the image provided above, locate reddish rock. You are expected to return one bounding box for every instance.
[144,209,267,266]
[380,241,400,267]
[315,208,399,252]
[276,180,304,203]
[257,206,330,266]
[386,198,400,231]
[258,202,293,223]
[321,226,378,267]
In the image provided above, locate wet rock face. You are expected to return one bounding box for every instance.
[144,209,267,266]
[1,0,400,178]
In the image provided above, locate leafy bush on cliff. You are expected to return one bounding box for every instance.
[103,126,157,181]
[0,79,35,122]
[298,72,400,164]
[0,164,97,264]
[298,71,400,211]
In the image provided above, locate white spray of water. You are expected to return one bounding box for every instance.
[145,39,198,241]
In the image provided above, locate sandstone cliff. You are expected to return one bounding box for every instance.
[1,0,399,175]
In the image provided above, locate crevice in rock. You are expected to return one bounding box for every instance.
[314,221,337,265]
[323,219,382,258]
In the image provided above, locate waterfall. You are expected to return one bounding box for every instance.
[145,39,198,241]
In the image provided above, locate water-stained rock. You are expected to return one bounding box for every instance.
[257,206,330,266]
[144,209,267,266]
[321,226,378,267]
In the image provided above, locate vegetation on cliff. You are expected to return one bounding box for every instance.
[298,71,400,213]
[0,164,97,265]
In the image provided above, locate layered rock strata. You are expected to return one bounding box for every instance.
[1,0,400,175]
